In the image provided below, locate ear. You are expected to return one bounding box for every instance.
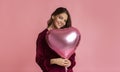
[52,15,55,19]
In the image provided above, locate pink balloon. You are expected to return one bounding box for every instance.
[46,27,80,59]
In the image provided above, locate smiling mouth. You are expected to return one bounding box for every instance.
[58,23,62,26]
[57,22,63,26]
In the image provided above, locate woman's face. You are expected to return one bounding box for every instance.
[52,13,68,29]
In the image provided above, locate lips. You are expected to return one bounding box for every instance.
[58,23,62,26]
[57,22,62,26]
[55,21,64,29]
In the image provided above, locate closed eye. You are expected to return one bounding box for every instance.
[58,16,63,19]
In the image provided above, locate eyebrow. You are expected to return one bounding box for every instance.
[59,15,67,21]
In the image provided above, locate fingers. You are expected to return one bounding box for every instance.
[50,58,71,67]
[61,59,71,67]
[64,59,71,67]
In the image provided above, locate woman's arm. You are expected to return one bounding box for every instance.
[36,33,50,71]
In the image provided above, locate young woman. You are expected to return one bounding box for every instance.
[36,7,76,72]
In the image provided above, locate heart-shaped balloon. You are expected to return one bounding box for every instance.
[46,27,80,59]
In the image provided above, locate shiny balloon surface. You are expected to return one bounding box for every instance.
[46,27,80,59]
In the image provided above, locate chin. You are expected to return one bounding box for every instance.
[57,27,61,29]
[56,25,61,29]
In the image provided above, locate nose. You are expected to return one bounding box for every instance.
[60,20,65,26]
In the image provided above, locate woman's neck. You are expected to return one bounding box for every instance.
[47,24,57,31]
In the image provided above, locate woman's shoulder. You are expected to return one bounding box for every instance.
[37,28,48,38]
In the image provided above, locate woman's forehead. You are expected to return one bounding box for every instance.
[57,13,68,19]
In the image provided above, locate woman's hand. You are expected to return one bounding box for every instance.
[50,58,71,67]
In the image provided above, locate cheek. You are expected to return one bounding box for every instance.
[56,18,61,22]
[63,22,66,25]
[53,18,58,23]
[53,18,59,23]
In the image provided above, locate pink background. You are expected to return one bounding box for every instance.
[0,0,120,72]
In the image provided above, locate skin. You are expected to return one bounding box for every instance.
[48,13,71,67]
[48,13,68,30]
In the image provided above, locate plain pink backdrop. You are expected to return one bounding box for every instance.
[0,0,120,72]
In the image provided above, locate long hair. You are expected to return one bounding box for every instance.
[47,7,72,29]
